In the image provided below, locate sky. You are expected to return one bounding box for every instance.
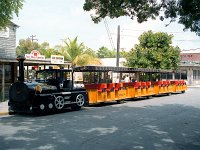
[13,0,200,52]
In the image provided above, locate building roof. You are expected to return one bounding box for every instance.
[181,48,200,54]
[0,58,17,63]
[24,59,71,66]
[73,65,173,73]
[9,21,20,28]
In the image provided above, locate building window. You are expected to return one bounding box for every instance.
[0,64,12,83]
[5,65,12,82]
[174,70,187,80]
[193,70,200,80]
[161,73,173,80]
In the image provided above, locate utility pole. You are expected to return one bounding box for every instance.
[116,25,120,67]
[30,35,38,42]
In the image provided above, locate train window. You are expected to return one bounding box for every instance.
[161,73,167,80]
[36,71,55,80]
[63,72,71,80]
[161,73,173,80]
[181,70,187,80]
[83,72,96,83]
[175,72,181,79]
[82,72,106,84]
[167,73,173,79]
[82,72,90,83]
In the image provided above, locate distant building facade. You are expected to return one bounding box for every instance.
[180,49,200,86]
[0,23,18,59]
[101,55,200,86]
[0,22,19,101]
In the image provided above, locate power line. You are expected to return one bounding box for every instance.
[175,40,200,42]
[111,33,200,42]
[121,28,189,34]
[103,18,115,50]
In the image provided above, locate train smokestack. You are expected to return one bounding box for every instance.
[16,56,26,82]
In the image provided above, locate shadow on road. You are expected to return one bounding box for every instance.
[0,102,200,150]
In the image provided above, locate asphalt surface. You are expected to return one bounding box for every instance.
[0,88,200,150]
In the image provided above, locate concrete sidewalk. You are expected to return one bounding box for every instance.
[0,101,9,116]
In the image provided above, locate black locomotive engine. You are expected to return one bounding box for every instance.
[8,56,87,114]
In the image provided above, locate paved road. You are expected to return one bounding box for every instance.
[0,88,200,150]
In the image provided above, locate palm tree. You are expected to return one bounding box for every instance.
[40,48,59,58]
[73,54,101,66]
[59,36,101,67]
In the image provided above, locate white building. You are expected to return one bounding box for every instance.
[180,48,200,86]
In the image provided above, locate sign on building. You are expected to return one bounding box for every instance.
[51,55,64,64]
[25,50,45,60]
[0,27,9,38]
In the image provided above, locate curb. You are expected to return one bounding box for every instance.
[188,86,200,88]
[0,111,9,116]
[0,101,9,116]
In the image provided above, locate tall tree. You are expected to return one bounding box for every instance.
[39,42,59,58]
[16,38,40,56]
[16,38,57,58]
[84,47,97,58]
[83,0,200,35]
[40,48,58,58]
[96,46,116,58]
[125,30,181,70]
[120,49,128,58]
[59,37,101,67]
[0,0,24,29]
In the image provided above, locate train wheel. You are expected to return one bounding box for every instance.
[54,96,65,110]
[8,106,16,115]
[76,94,85,106]
[168,92,172,96]
[116,100,124,104]
[39,103,45,110]
[147,96,152,99]
[33,103,46,114]
[71,94,85,111]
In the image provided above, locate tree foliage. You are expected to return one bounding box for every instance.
[0,0,24,29]
[62,37,85,62]
[120,49,128,58]
[83,0,200,35]
[125,31,181,70]
[96,46,116,58]
[58,37,101,67]
[16,38,58,58]
[84,47,97,57]
[17,37,101,66]
[16,38,40,56]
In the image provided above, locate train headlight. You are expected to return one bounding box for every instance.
[35,85,42,93]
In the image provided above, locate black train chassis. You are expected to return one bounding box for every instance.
[8,82,87,114]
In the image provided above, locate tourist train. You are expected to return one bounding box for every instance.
[8,57,187,114]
